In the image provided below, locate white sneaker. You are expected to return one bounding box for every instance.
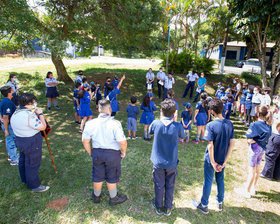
[234,187,251,198]
[250,187,256,196]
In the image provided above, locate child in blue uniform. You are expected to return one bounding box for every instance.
[140,93,157,141]
[216,86,225,99]
[126,96,140,140]
[221,96,228,118]
[193,92,210,144]
[239,83,248,122]
[225,95,233,120]
[167,89,179,122]
[95,83,102,111]
[149,99,185,216]
[106,75,125,117]
[78,86,93,132]
[206,96,213,123]
[192,98,235,214]
[73,82,81,124]
[44,71,59,110]
[180,102,192,143]
[113,75,119,87]
[104,77,111,98]
[235,105,272,198]
[245,85,254,126]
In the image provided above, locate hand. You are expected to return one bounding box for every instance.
[5,130,9,137]
[194,119,197,123]
[0,118,3,123]
[211,162,221,172]
[121,75,126,80]
[121,151,126,158]
[35,108,43,115]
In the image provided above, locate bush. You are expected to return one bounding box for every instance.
[161,50,215,74]
[241,72,262,86]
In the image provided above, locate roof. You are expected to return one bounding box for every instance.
[206,41,275,49]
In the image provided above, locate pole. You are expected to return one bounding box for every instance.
[43,130,57,173]
[166,6,172,74]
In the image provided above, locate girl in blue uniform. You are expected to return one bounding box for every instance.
[140,93,157,141]
[104,77,111,98]
[78,86,93,132]
[225,95,233,120]
[235,105,272,198]
[95,83,102,111]
[239,83,248,123]
[73,82,81,124]
[44,72,59,110]
[245,85,254,126]
[193,92,210,144]
[180,102,192,143]
[221,96,228,118]
[106,75,125,117]
[113,75,119,87]
[167,89,179,122]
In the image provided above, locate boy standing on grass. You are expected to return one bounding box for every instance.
[192,98,235,214]
[126,96,140,140]
[149,99,185,216]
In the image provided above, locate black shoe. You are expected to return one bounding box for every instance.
[192,200,209,214]
[144,137,148,141]
[164,207,172,216]
[109,193,127,206]
[92,192,101,204]
[55,106,60,109]
[48,107,51,111]
[75,121,81,125]
[260,173,273,181]
[151,198,164,215]
[217,201,223,212]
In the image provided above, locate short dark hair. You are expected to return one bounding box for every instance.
[46,71,53,78]
[75,82,81,88]
[209,98,223,115]
[227,94,233,100]
[263,87,271,94]
[107,83,114,91]
[82,77,87,83]
[167,89,175,98]
[130,96,137,104]
[78,70,83,74]
[98,99,111,112]
[7,73,16,83]
[19,93,37,107]
[161,99,176,117]
[0,86,12,97]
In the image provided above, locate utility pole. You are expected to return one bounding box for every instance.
[166,5,172,74]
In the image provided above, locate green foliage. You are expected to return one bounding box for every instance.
[241,72,262,86]
[161,50,215,74]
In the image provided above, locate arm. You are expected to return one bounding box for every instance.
[193,109,199,122]
[82,138,92,155]
[247,138,256,144]
[34,109,47,131]
[117,75,125,90]
[207,141,220,172]
[221,139,235,168]
[119,140,127,158]
[3,115,9,136]
[181,118,186,127]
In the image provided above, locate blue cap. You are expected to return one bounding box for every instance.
[220,86,225,90]
[183,102,192,109]
[90,81,95,85]
[146,92,154,98]
[218,82,222,85]
[114,75,118,80]
[83,83,91,88]
[221,96,228,101]
[207,96,212,101]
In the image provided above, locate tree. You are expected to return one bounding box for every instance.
[230,0,280,94]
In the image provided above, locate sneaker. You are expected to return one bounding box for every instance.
[79,129,83,133]
[48,107,51,111]
[75,121,81,125]
[7,156,11,162]
[179,139,184,143]
[199,139,205,143]
[109,193,127,206]
[250,187,256,196]
[131,136,137,140]
[192,200,209,214]
[55,106,60,109]
[164,207,172,216]
[91,192,101,204]
[10,160,18,166]
[126,136,131,140]
[186,140,189,143]
[246,123,249,127]
[217,201,223,212]
[192,140,199,144]
[234,187,251,199]
[31,185,50,192]
[151,198,164,215]
[260,173,273,181]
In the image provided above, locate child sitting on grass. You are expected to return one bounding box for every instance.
[149,99,185,216]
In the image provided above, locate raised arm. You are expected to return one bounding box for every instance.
[117,75,125,90]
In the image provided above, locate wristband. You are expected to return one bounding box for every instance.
[38,113,44,116]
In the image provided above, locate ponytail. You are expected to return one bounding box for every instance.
[256,105,272,125]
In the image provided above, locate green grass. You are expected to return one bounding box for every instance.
[0,62,280,224]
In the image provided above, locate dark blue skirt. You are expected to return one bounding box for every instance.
[46,87,59,98]
[140,111,155,125]
[194,112,208,126]
[79,103,93,117]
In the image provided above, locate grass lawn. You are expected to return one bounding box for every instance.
[0,62,279,224]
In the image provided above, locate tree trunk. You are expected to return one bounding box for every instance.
[51,52,73,83]
[259,51,267,87]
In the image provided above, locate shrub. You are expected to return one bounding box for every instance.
[241,72,262,86]
[193,57,216,74]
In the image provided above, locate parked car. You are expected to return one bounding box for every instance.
[236,60,245,68]
[242,58,261,74]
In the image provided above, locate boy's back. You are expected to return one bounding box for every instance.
[149,120,185,169]
[204,119,234,165]
[127,104,139,119]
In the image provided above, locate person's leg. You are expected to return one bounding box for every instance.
[132,119,137,138]
[246,166,256,193]
[195,126,202,142]
[190,82,195,98]
[18,151,26,184]
[127,118,132,137]
[1,124,11,158]
[201,161,214,206]
[52,98,57,106]
[25,148,42,189]
[200,126,206,140]
[47,98,52,109]
[164,168,177,208]
[93,182,104,197]
[193,91,199,103]
[128,130,131,137]
[273,155,280,180]
[153,166,165,208]
[7,125,18,162]
[261,148,280,179]
[163,88,167,100]
[144,125,148,139]
[80,117,87,131]
[215,167,225,204]
[157,82,161,99]
[185,130,190,142]
[182,84,190,98]
[107,182,117,198]
[147,125,151,139]
[254,165,260,189]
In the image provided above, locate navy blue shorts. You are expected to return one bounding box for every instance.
[91,148,121,183]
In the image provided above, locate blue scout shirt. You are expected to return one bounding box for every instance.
[245,92,253,109]
[216,91,225,99]
[107,88,121,112]
[149,118,185,169]
[96,87,102,100]
[246,121,272,150]
[240,89,248,105]
[181,111,192,122]
[204,118,234,165]
[0,98,16,121]
[196,101,207,113]
[197,77,207,91]
[225,101,232,119]
[126,104,140,119]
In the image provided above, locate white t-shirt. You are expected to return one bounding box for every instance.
[261,94,271,106]
[187,72,199,82]
[10,109,42,137]
[45,78,58,87]
[146,72,155,83]
[82,113,126,150]
[164,76,175,89]
[6,81,18,94]
[252,93,263,104]
[157,71,166,85]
